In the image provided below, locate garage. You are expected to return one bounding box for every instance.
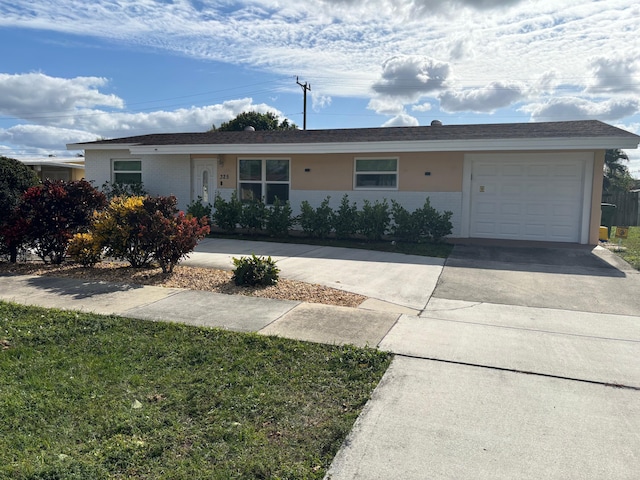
[465,153,593,243]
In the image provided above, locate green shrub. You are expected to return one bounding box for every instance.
[265,198,294,237]
[212,192,242,233]
[101,181,147,200]
[232,254,280,286]
[358,199,390,241]
[186,196,212,222]
[390,200,421,242]
[297,197,334,238]
[334,194,359,240]
[239,199,267,234]
[0,156,39,263]
[429,209,453,242]
[390,198,453,243]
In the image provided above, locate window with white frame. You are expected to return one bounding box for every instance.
[354,158,398,189]
[112,159,142,184]
[238,158,290,204]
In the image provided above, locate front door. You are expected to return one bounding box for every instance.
[192,158,216,205]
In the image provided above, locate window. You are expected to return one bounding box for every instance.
[354,158,398,189]
[239,158,290,204]
[112,159,142,184]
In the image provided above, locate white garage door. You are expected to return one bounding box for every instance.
[469,153,589,243]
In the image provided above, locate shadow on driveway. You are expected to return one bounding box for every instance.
[446,244,626,277]
[26,275,142,300]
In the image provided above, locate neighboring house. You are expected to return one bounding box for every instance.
[19,156,85,182]
[67,120,640,245]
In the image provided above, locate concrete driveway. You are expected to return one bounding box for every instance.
[184,237,444,311]
[327,242,640,479]
[433,243,640,315]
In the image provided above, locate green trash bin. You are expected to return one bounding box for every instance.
[601,203,617,239]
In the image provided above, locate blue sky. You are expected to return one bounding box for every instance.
[1,0,639,175]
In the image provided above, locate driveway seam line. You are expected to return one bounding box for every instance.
[416,314,640,344]
[395,353,640,391]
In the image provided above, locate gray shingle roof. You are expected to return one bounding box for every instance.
[77,120,639,146]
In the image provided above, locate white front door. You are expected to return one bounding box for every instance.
[192,158,216,205]
[464,153,592,243]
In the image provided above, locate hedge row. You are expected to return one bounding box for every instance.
[188,193,453,243]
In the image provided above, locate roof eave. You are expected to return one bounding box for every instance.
[127,136,640,155]
[67,143,139,150]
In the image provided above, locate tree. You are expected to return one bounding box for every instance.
[0,156,40,262]
[603,148,632,192]
[213,111,297,131]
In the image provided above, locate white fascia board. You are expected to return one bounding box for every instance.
[66,143,139,150]
[129,136,640,155]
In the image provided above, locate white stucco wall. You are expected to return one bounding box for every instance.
[84,151,192,210]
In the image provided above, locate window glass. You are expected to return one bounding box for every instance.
[239,159,262,181]
[113,160,141,171]
[356,159,397,172]
[239,183,262,202]
[114,172,142,184]
[356,174,397,188]
[238,158,290,205]
[202,171,209,203]
[266,159,289,181]
[354,158,398,189]
[112,159,142,184]
[266,184,289,204]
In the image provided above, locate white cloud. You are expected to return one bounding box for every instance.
[367,98,405,116]
[0,73,124,120]
[439,81,527,113]
[0,124,98,151]
[412,103,432,112]
[311,92,332,111]
[371,56,451,102]
[381,113,419,127]
[0,94,293,156]
[522,97,640,122]
[586,56,640,95]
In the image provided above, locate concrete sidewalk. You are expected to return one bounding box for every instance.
[2,239,639,479]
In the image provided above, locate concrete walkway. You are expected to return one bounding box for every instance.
[1,239,639,479]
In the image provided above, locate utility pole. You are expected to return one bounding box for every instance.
[296,76,311,130]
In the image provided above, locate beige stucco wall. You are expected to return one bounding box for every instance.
[201,152,464,193]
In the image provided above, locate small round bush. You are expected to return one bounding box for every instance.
[232,254,280,287]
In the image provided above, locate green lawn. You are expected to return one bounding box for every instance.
[0,302,391,479]
[610,225,640,270]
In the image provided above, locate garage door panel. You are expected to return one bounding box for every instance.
[498,223,521,235]
[500,203,521,215]
[501,183,523,195]
[470,155,586,243]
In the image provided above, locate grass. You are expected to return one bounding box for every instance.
[609,225,640,270]
[0,302,391,479]
[209,232,454,259]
